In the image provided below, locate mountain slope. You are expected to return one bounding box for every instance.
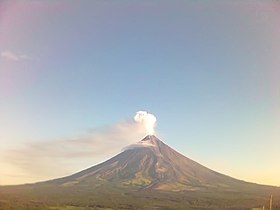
[45,135,270,193]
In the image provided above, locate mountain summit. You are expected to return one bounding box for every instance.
[49,135,256,192]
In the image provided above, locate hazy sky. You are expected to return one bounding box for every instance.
[0,0,280,186]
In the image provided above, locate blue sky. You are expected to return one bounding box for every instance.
[0,0,280,185]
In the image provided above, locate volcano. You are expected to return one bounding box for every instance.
[45,135,275,192]
[1,135,280,210]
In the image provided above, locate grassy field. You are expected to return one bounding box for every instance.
[0,190,279,209]
[1,181,280,210]
[49,206,114,210]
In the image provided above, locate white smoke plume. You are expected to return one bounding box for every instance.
[1,111,157,184]
[134,111,157,135]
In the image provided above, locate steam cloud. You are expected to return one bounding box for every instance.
[2,111,157,184]
[134,111,157,135]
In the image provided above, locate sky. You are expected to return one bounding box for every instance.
[0,0,280,186]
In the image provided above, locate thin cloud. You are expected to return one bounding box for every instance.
[1,51,33,61]
[1,51,19,61]
[19,54,33,60]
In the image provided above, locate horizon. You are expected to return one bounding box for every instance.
[1,0,280,186]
